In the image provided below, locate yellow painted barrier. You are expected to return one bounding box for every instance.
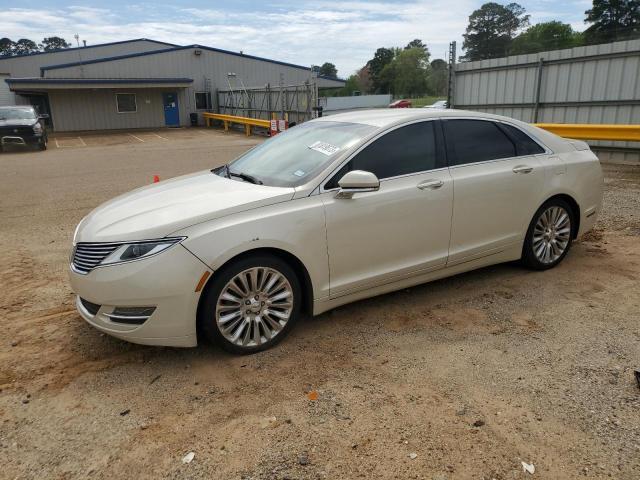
[202,112,270,136]
[534,123,640,142]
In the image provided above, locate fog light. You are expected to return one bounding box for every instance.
[105,306,156,325]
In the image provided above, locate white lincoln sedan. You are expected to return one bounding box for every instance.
[69,109,603,354]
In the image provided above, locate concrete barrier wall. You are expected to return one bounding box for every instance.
[320,94,392,113]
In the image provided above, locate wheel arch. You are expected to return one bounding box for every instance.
[539,193,581,238]
[196,247,314,338]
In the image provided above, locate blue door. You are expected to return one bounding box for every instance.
[162,92,179,126]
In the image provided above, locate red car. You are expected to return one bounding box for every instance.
[389,99,412,108]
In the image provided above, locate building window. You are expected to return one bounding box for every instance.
[195,92,211,110]
[116,93,137,113]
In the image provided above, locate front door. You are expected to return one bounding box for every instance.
[320,121,453,298]
[162,92,179,126]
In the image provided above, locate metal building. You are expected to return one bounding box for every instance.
[1,39,344,131]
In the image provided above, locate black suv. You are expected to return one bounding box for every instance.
[0,106,48,151]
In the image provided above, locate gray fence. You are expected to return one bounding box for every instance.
[452,39,640,164]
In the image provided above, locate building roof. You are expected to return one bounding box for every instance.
[6,77,193,90]
[0,38,178,61]
[39,44,346,83]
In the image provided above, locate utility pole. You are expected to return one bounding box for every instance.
[447,41,456,109]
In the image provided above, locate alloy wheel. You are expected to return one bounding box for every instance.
[215,267,294,347]
[532,206,571,264]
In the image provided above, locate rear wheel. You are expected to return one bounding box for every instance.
[199,255,301,354]
[521,198,574,270]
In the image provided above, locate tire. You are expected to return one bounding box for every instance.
[38,138,47,151]
[199,254,302,354]
[521,198,575,270]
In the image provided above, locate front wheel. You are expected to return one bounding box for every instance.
[38,138,47,150]
[199,255,301,354]
[521,199,574,270]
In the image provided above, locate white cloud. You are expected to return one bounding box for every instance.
[2,1,587,76]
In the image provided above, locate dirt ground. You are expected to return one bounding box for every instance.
[0,128,639,480]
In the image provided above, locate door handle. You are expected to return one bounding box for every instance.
[417,179,444,190]
[512,165,533,174]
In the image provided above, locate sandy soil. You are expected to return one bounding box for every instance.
[0,129,639,480]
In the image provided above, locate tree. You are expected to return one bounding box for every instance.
[12,38,39,55]
[39,36,71,51]
[0,38,13,56]
[510,21,582,54]
[336,74,361,96]
[390,47,430,97]
[428,59,448,96]
[366,47,395,93]
[318,62,338,78]
[356,66,372,94]
[405,39,429,54]
[584,0,640,44]
[462,2,530,61]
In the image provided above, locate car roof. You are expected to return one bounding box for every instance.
[0,105,34,110]
[314,108,521,128]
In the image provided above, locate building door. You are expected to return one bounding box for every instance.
[162,92,179,126]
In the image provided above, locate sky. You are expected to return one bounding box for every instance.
[1,0,593,77]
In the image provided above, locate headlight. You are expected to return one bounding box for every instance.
[33,122,43,134]
[100,237,185,266]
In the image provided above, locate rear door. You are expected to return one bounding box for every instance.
[443,119,547,265]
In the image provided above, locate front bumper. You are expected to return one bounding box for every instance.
[69,244,211,347]
[1,133,44,146]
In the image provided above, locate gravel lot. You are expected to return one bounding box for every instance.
[0,129,639,479]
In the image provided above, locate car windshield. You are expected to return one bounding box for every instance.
[0,108,36,121]
[222,121,376,187]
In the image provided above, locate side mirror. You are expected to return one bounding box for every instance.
[336,170,380,199]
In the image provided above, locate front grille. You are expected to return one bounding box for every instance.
[0,126,34,137]
[80,298,101,315]
[72,242,122,274]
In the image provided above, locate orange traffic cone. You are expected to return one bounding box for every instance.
[153,175,160,183]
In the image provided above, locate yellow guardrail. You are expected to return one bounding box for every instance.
[534,123,640,142]
[203,112,270,136]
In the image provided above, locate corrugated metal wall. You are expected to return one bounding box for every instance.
[453,39,640,164]
[49,89,165,131]
[0,73,16,105]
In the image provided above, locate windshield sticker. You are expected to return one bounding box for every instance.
[308,141,340,156]
[293,169,306,177]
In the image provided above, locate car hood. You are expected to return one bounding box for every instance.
[75,170,295,243]
[0,119,36,128]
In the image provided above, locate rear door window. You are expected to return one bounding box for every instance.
[443,119,516,166]
[499,124,546,156]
